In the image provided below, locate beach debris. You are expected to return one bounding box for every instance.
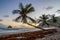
[8,25,12,28]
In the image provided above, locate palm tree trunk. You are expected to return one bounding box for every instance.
[26,23,46,31]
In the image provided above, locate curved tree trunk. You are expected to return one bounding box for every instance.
[26,23,46,31]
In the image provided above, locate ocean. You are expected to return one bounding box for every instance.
[0,24,56,36]
[0,25,40,35]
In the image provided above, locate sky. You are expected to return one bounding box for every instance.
[0,0,60,25]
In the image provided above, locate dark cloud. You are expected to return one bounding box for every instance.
[46,6,53,10]
[12,19,18,22]
[3,15,9,17]
[0,19,3,21]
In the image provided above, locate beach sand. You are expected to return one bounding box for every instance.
[0,28,57,40]
[36,28,60,40]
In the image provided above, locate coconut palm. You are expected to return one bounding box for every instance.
[47,14,57,26]
[12,3,46,30]
[12,3,36,23]
[38,14,49,27]
[51,14,57,23]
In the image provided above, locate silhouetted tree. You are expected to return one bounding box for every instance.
[51,14,57,23]
[38,14,49,27]
[12,3,46,30]
[12,3,36,23]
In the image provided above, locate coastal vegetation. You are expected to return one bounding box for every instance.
[12,3,59,30]
[0,1,60,40]
[12,3,36,23]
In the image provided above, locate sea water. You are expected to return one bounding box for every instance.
[0,26,40,35]
[0,25,56,35]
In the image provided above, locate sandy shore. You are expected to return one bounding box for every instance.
[36,28,60,40]
[0,28,57,40]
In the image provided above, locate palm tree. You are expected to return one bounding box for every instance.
[51,15,57,23]
[47,14,57,26]
[12,3,46,30]
[12,3,36,23]
[38,14,49,27]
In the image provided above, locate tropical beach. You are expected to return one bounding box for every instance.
[0,0,60,40]
[0,28,57,40]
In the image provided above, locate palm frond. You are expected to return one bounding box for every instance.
[12,10,20,14]
[25,4,32,10]
[15,16,21,22]
[40,16,43,19]
[38,20,42,23]
[40,14,48,20]
[19,3,24,10]
[21,17,27,23]
[45,22,49,27]
[27,16,36,23]
[51,14,57,23]
[26,7,35,14]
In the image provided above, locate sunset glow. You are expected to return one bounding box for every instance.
[0,20,39,28]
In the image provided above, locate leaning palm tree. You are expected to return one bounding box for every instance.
[38,14,49,27]
[12,3,36,23]
[12,3,45,30]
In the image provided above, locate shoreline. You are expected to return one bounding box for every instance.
[0,27,57,36]
[0,28,57,40]
[36,28,60,40]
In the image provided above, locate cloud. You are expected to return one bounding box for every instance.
[56,10,60,13]
[46,6,53,10]
[3,15,9,17]
[0,19,3,21]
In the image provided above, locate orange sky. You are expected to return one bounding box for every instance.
[0,20,39,28]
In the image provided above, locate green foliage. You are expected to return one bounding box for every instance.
[26,7,35,13]
[15,16,21,22]
[27,16,36,23]
[38,14,49,27]
[51,15,57,23]
[19,3,24,10]
[12,3,35,23]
